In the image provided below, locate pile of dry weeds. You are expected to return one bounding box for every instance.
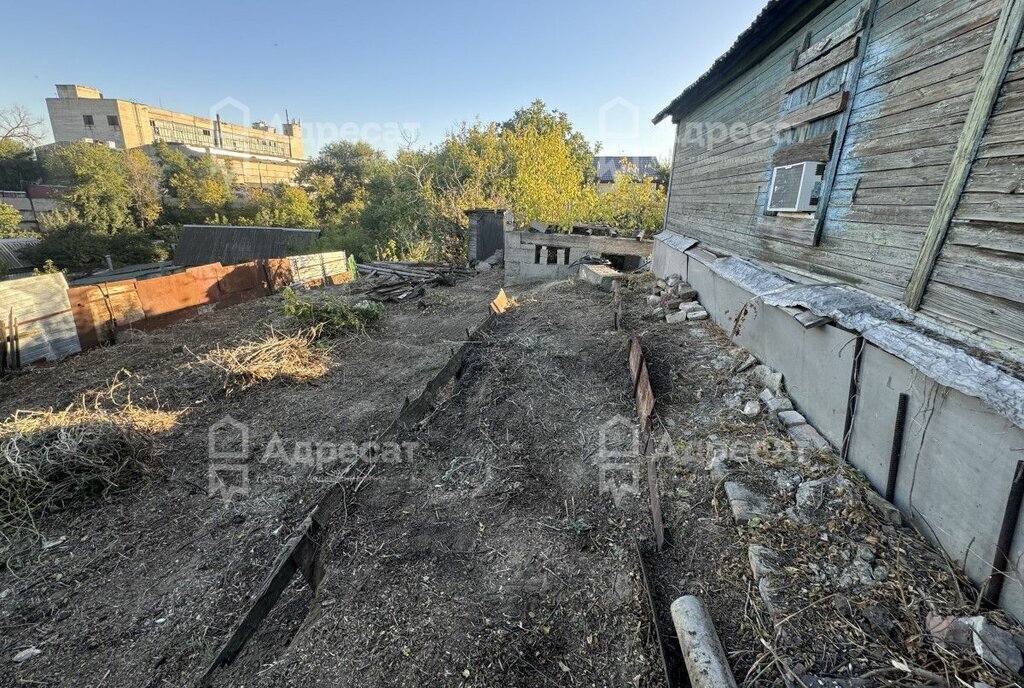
[0,402,177,538]
[200,326,331,394]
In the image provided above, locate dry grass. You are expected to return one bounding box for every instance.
[0,401,178,540]
[200,326,332,394]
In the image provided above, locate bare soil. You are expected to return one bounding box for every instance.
[2,270,1017,688]
[0,272,502,688]
[218,280,664,687]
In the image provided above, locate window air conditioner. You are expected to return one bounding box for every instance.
[767,161,825,213]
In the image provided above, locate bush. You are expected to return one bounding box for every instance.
[281,287,384,336]
[0,202,23,237]
[24,224,168,273]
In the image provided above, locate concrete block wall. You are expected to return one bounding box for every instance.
[503,230,584,284]
[504,230,653,285]
[654,238,1024,622]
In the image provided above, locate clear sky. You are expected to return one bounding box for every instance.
[1,0,766,160]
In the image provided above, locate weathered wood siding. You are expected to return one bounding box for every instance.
[666,0,1023,346]
[918,36,1024,345]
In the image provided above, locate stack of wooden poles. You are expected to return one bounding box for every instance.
[356,262,475,302]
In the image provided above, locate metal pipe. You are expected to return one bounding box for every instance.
[985,460,1024,608]
[885,393,909,502]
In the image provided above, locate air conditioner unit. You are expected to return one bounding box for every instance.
[767,161,825,212]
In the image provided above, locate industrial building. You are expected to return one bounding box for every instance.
[44,84,304,186]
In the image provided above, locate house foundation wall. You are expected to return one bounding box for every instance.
[654,238,1024,622]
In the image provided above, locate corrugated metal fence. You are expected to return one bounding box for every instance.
[1,250,350,368]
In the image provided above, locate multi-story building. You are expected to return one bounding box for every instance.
[44,84,304,186]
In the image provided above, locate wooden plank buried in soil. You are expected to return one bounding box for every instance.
[636,539,680,687]
[645,434,666,553]
[198,306,500,684]
[629,336,644,387]
[636,360,655,422]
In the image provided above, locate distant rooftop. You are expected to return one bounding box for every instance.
[593,156,661,183]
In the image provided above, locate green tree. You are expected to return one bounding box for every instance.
[0,139,42,191]
[24,224,166,273]
[44,142,135,232]
[236,184,317,227]
[153,141,234,222]
[421,122,509,227]
[0,201,24,236]
[298,141,388,224]
[502,100,596,175]
[593,161,667,234]
[121,149,161,228]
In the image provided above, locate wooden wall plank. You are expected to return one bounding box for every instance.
[785,36,861,91]
[776,91,850,131]
[905,0,1024,308]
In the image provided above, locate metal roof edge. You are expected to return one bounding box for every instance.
[653,0,834,124]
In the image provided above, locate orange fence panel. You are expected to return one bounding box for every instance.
[100,280,146,331]
[262,258,294,291]
[186,263,226,305]
[134,272,206,330]
[67,285,110,350]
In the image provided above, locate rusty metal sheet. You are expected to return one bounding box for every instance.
[263,258,294,291]
[629,336,643,386]
[186,263,226,304]
[67,285,111,350]
[141,306,201,331]
[135,272,205,319]
[215,288,265,310]
[219,262,269,296]
[99,280,145,330]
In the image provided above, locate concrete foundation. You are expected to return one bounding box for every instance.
[654,237,1024,623]
[504,230,652,284]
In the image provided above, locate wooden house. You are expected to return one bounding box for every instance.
[652,0,1024,618]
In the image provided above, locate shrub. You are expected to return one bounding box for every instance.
[281,287,384,336]
[24,224,167,273]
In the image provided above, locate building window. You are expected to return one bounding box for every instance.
[107,115,119,126]
[202,129,211,136]
[83,115,94,126]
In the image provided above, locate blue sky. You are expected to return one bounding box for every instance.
[1,0,765,159]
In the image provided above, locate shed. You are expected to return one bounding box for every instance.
[464,209,511,262]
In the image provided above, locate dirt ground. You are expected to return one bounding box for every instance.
[3,270,1020,688]
[216,279,663,686]
[0,272,502,687]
